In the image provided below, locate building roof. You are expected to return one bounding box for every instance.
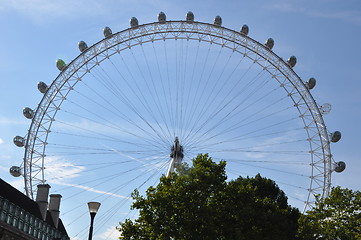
[0,178,42,219]
[0,178,68,237]
[45,211,68,237]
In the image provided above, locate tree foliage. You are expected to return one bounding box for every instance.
[297,186,361,240]
[118,154,300,240]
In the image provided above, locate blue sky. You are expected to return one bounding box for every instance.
[0,0,360,239]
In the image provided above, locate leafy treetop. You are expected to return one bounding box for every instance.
[297,186,361,240]
[118,154,300,240]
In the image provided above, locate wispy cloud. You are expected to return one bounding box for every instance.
[1,178,25,192]
[309,9,361,25]
[45,156,85,181]
[244,131,299,159]
[97,226,120,240]
[8,178,25,190]
[44,156,130,199]
[267,3,306,14]
[54,182,130,199]
[266,2,361,26]
[69,237,81,240]
[0,165,7,172]
[0,0,108,20]
[0,0,174,23]
[0,116,27,125]
[107,146,167,172]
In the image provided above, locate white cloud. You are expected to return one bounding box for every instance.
[266,2,361,26]
[45,156,85,182]
[243,131,299,159]
[55,182,130,199]
[309,9,361,25]
[0,138,3,144]
[43,156,130,199]
[97,226,120,240]
[0,0,107,20]
[0,116,27,125]
[5,179,25,192]
[267,3,306,14]
[68,237,82,240]
[0,165,7,172]
[107,146,167,172]
[0,0,175,24]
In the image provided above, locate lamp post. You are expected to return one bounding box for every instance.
[87,202,101,240]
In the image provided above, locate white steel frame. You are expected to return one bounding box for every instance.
[23,20,333,211]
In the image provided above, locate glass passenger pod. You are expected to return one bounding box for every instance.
[335,161,346,173]
[330,131,341,143]
[13,136,25,147]
[158,12,166,23]
[56,59,66,71]
[265,38,274,49]
[23,107,34,119]
[186,11,194,23]
[306,77,316,90]
[103,26,112,38]
[287,56,297,68]
[78,41,88,52]
[10,166,22,177]
[37,81,48,94]
[240,24,249,35]
[214,16,222,26]
[130,17,139,28]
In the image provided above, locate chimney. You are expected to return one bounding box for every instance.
[36,184,51,221]
[49,194,62,228]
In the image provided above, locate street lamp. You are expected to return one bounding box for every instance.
[87,202,101,240]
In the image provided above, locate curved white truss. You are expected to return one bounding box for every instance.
[23,20,332,211]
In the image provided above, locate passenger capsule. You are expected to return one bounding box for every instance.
[103,26,112,38]
[37,81,48,94]
[334,161,346,173]
[320,103,332,115]
[158,12,166,23]
[13,136,25,147]
[186,11,194,22]
[240,24,249,36]
[10,166,21,177]
[265,38,274,49]
[23,107,34,119]
[56,59,66,71]
[330,131,341,143]
[306,77,316,90]
[78,41,88,52]
[287,56,297,68]
[214,16,222,26]
[130,17,139,28]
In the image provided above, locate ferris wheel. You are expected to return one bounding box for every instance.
[11,12,345,238]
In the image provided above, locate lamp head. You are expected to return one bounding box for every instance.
[88,202,101,214]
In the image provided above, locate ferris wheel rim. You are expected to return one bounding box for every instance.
[22,19,332,211]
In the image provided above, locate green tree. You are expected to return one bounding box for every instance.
[118,154,300,240]
[298,187,361,240]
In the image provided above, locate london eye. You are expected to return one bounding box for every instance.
[11,12,345,238]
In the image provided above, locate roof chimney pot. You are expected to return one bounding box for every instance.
[49,194,62,228]
[36,184,51,221]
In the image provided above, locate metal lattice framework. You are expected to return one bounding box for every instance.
[22,20,333,211]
